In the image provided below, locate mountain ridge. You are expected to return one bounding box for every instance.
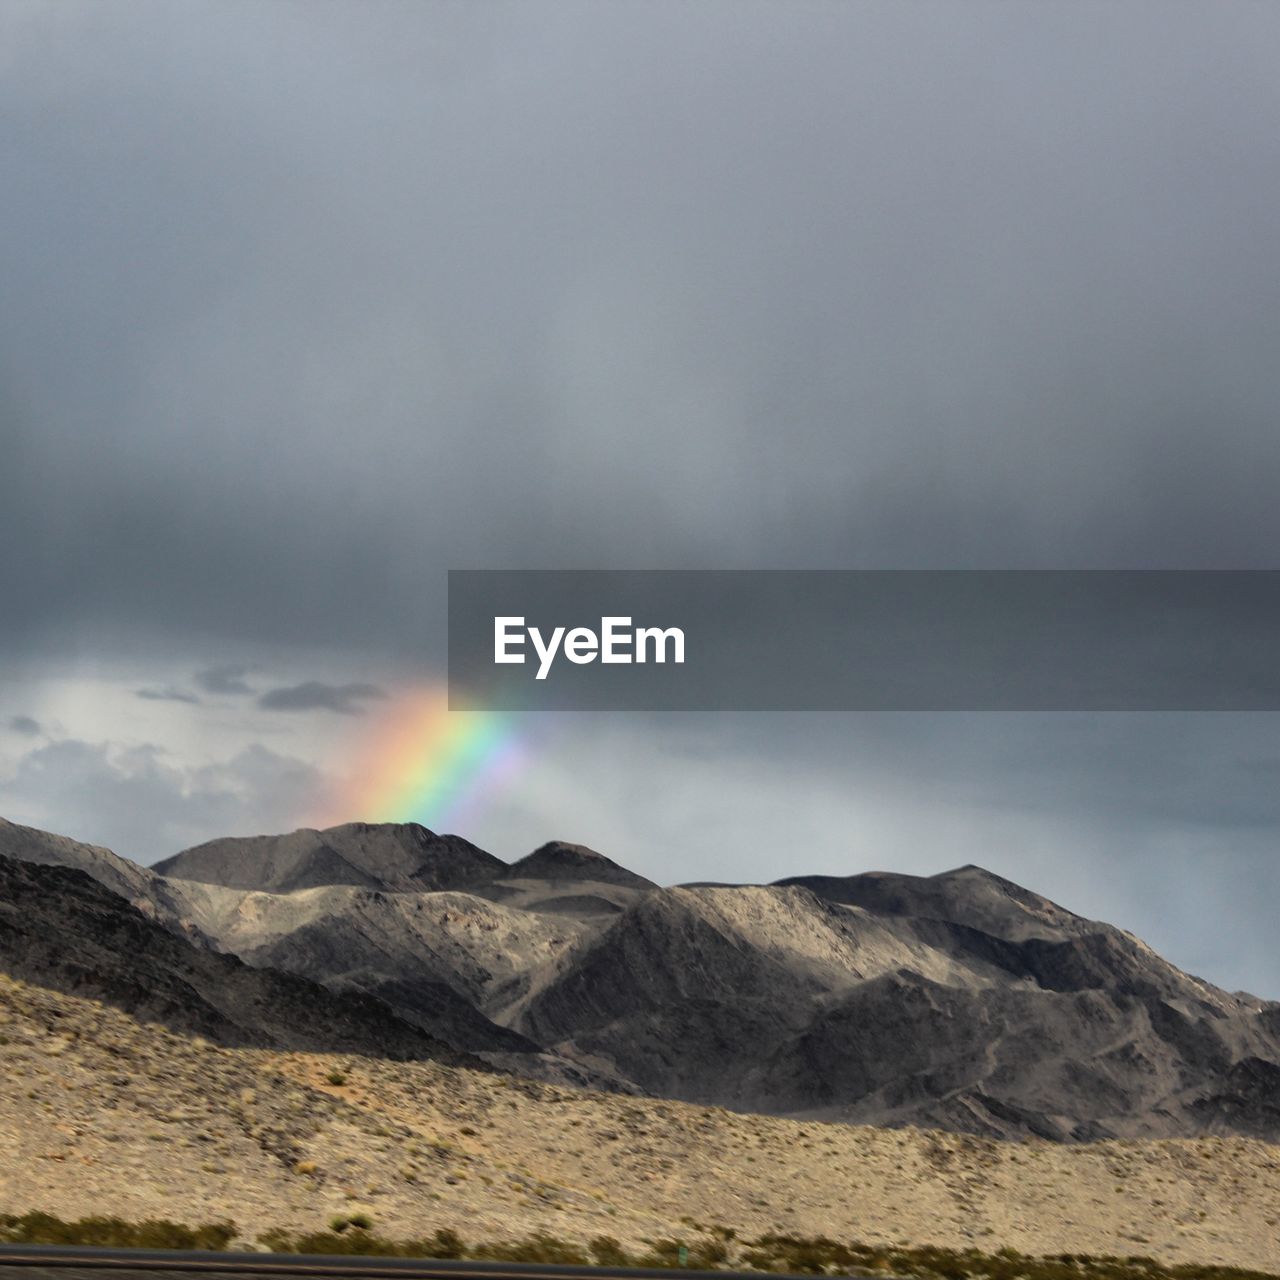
[5,815,1279,1144]
[0,851,477,1065]
[153,822,506,894]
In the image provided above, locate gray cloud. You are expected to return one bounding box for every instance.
[0,736,324,864]
[7,715,41,737]
[136,686,201,704]
[4,1,1280,664]
[3,2,1280,994]
[194,665,253,696]
[257,680,386,715]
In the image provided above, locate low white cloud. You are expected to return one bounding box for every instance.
[0,736,325,864]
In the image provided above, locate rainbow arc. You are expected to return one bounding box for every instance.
[321,687,525,833]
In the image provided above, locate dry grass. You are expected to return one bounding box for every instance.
[2,971,1279,1272]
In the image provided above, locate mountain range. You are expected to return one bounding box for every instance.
[3,814,1279,1143]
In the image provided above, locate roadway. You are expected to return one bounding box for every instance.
[0,1247,826,1280]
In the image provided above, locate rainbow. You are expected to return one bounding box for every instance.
[320,687,526,833]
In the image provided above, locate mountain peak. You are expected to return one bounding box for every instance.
[506,841,656,890]
[154,822,506,894]
[774,863,1083,941]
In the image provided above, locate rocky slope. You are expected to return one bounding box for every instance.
[4,968,1280,1271]
[0,852,473,1064]
[513,871,1280,1140]
[0,816,202,937]
[8,817,1280,1143]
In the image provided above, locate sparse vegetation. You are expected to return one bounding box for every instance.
[3,970,1279,1275]
[0,1212,236,1251]
[730,1237,1280,1280]
[327,1212,375,1233]
[5,1214,1280,1280]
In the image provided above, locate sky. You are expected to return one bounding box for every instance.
[3,0,1280,994]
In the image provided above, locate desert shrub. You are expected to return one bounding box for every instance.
[256,1228,294,1253]
[470,1232,589,1265]
[325,1212,375,1235]
[431,1228,465,1259]
[0,1213,234,1251]
[259,1225,464,1260]
[741,1234,863,1274]
[10,1212,1280,1280]
[589,1235,631,1266]
[291,1229,395,1256]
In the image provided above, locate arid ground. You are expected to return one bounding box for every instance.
[3,971,1279,1271]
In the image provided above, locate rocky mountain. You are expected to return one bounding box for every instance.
[471,841,654,921]
[153,822,505,894]
[505,840,656,890]
[514,870,1280,1141]
[0,851,474,1064]
[6,817,1280,1143]
[0,816,201,937]
[150,825,644,1074]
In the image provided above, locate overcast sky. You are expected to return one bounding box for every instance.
[4,1,1280,995]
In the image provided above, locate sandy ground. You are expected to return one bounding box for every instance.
[2,971,1279,1271]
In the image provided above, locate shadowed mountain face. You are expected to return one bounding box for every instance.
[8,819,1280,1142]
[0,817,203,938]
[0,852,477,1066]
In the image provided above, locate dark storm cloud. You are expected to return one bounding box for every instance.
[4,1,1280,662]
[136,687,201,704]
[257,680,386,715]
[7,716,41,737]
[4,1,1280,994]
[194,665,254,696]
